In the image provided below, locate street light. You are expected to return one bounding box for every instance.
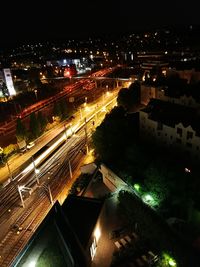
[32,156,39,184]
[68,159,72,179]
[40,184,54,205]
[18,185,32,208]
[34,89,38,100]
[79,107,83,119]
[6,161,13,181]
[84,117,89,155]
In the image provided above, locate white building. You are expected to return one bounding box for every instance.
[140,84,200,109]
[139,99,200,162]
[0,68,16,97]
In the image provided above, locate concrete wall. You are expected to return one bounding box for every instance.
[99,164,127,192]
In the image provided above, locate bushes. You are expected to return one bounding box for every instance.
[117,190,192,267]
[2,144,18,159]
[69,174,91,195]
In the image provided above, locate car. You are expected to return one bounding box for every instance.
[27,141,35,149]
[19,147,27,154]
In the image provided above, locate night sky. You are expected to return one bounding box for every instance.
[1,0,200,49]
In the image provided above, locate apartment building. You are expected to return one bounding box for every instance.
[139,99,200,162]
[140,84,200,109]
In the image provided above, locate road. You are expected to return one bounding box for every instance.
[0,89,118,267]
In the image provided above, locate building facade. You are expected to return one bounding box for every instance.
[139,99,200,162]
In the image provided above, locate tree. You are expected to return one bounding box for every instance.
[59,99,68,119]
[117,81,141,111]
[92,106,133,163]
[16,118,27,141]
[53,102,62,119]
[117,87,130,110]
[29,113,40,139]
[144,165,170,205]
[37,111,48,133]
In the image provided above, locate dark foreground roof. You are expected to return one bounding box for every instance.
[62,195,104,248]
[14,201,89,267]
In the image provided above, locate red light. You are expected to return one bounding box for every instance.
[64,70,71,77]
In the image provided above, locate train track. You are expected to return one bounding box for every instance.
[0,140,87,266]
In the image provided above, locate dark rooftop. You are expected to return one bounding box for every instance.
[62,195,104,248]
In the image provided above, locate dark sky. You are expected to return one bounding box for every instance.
[1,0,200,49]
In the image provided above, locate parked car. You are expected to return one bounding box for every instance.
[19,147,27,154]
[27,141,35,149]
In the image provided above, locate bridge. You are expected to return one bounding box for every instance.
[72,75,132,81]
[72,76,133,88]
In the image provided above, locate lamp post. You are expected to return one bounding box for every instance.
[18,185,25,208]
[34,89,38,100]
[6,161,13,181]
[32,156,39,184]
[79,107,83,120]
[68,159,72,179]
[64,124,68,139]
[84,117,89,155]
[40,184,54,205]
[17,185,32,208]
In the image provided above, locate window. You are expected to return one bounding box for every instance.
[177,127,182,137]
[187,131,193,140]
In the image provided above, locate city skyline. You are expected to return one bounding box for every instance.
[1,0,200,49]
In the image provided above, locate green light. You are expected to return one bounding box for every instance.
[169,259,176,266]
[134,184,140,191]
[142,193,160,208]
[162,252,177,267]
[143,194,154,202]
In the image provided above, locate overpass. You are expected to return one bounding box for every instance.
[73,75,132,81]
[72,76,133,88]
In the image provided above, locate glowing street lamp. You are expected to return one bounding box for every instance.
[162,252,177,267]
[34,89,38,100]
[32,156,39,184]
[184,167,191,173]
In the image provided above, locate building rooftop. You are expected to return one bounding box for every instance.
[141,99,200,134]
[62,195,104,248]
